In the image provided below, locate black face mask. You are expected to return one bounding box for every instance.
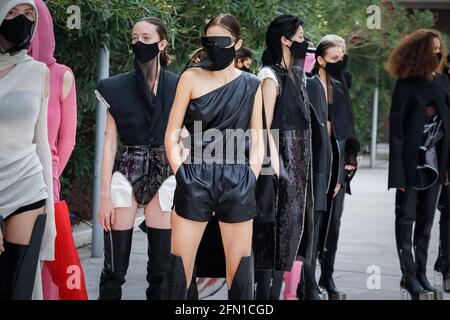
[436,52,443,63]
[201,36,236,71]
[289,40,308,59]
[0,15,35,53]
[324,59,345,77]
[342,54,349,69]
[132,41,160,64]
[240,66,251,73]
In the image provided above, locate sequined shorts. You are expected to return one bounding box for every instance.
[117,145,171,206]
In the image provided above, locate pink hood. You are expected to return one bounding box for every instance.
[29,0,56,66]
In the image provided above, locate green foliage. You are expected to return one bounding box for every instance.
[47,0,441,215]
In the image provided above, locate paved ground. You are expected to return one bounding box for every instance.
[78,156,450,300]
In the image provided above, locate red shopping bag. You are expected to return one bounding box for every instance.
[45,200,88,300]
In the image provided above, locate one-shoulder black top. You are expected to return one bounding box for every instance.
[182,71,260,163]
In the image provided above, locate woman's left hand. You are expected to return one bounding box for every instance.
[333,183,342,198]
[345,164,357,171]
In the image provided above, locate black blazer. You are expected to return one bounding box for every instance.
[388,75,450,189]
[97,65,179,147]
[307,75,333,211]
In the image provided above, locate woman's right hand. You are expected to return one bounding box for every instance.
[98,195,115,232]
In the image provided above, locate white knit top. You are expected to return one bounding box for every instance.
[0,59,55,261]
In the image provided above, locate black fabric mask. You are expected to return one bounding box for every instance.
[0,15,35,53]
[132,41,160,64]
[201,36,236,71]
[342,54,349,69]
[436,52,443,63]
[289,40,308,59]
[324,60,345,77]
[240,66,251,73]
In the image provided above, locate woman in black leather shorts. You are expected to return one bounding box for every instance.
[165,14,263,300]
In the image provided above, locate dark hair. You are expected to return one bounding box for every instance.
[261,15,303,66]
[137,17,174,66]
[386,29,444,80]
[184,13,241,71]
[236,47,253,61]
[312,40,341,103]
[311,40,340,74]
[204,13,241,39]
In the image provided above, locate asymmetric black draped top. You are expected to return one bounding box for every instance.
[182,71,260,163]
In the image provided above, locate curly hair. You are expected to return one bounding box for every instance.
[386,29,445,80]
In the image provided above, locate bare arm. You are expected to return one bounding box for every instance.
[249,85,264,176]
[98,112,117,231]
[165,71,193,174]
[100,113,118,199]
[261,78,280,177]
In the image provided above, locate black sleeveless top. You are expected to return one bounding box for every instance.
[270,65,310,131]
[97,64,179,147]
[182,71,260,163]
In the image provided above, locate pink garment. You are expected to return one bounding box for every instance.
[42,263,60,300]
[30,0,77,200]
[304,53,315,74]
[29,0,81,301]
[283,261,303,300]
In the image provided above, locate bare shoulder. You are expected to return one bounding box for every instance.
[62,69,75,99]
[181,67,205,81]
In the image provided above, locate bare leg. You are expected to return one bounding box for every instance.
[4,207,45,245]
[144,192,171,229]
[143,193,173,299]
[170,212,207,287]
[111,196,138,231]
[219,220,253,289]
[98,198,137,300]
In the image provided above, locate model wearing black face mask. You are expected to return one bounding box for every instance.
[240,66,251,73]
[201,37,237,71]
[0,14,35,54]
[289,39,308,60]
[322,59,345,78]
[132,40,161,64]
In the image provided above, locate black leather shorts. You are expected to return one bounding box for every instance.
[117,145,171,206]
[173,163,257,223]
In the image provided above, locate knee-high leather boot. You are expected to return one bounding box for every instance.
[414,184,443,299]
[167,253,187,300]
[319,188,346,300]
[0,214,46,300]
[300,211,324,300]
[146,228,171,300]
[228,256,255,300]
[98,229,133,300]
[395,189,434,300]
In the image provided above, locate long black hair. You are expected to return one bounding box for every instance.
[261,15,303,67]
